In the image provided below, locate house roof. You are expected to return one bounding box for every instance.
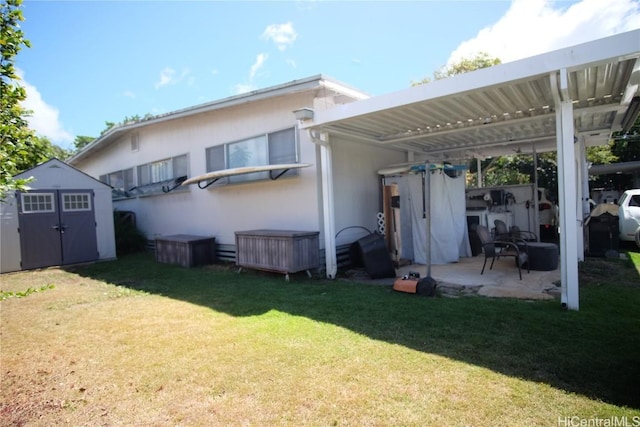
[302,30,640,161]
[68,74,368,165]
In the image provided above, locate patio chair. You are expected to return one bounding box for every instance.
[476,225,529,280]
[509,225,538,242]
[494,219,537,242]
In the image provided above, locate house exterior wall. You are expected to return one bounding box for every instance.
[0,160,116,273]
[330,136,406,245]
[73,92,324,247]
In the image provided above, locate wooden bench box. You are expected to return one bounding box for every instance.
[235,230,319,276]
[155,234,216,268]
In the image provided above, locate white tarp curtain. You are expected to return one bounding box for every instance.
[386,170,471,265]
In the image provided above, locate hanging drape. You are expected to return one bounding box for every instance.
[408,170,471,264]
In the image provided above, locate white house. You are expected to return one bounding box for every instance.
[0,158,116,273]
[68,75,422,274]
[67,31,640,311]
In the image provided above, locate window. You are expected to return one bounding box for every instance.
[21,193,55,213]
[63,193,92,212]
[99,168,134,198]
[205,128,298,185]
[134,154,189,196]
[131,133,140,152]
[137,154,188,186]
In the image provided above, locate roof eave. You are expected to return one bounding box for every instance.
[68,74,368,165]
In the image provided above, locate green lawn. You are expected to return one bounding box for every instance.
[1,251,639,426]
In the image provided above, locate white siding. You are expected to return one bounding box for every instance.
[74,93,323,246]
[330,137,406,245]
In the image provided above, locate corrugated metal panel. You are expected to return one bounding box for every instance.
[308,42,640,160]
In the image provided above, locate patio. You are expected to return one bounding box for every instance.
[346,254,562,300]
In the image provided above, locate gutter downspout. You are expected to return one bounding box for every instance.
[309,130,338,279]
[551,69,580,311]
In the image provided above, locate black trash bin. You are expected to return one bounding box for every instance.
[588,212,619,257]
[353,233,396,279]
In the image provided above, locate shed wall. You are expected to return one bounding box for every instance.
[0,160,116,273]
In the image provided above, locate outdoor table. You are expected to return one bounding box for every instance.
[518,242,559,271]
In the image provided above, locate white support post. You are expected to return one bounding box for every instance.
[533,144,540,242]
[476,157,483,188]
[552,69,580,310]
[317,132,338,279]
[576,137,588,261]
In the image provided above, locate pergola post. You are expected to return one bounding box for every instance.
[314,131,338,279]
[552,69,580,310]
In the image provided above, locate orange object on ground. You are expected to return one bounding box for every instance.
[393,277,419,293]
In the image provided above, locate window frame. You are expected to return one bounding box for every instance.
[99,167,135,199]
[133,153,190,197]
[62,193,92,212]
[20,193,55,214]
[205,127,299,186]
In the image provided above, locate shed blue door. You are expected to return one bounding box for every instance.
[17,190,98,270]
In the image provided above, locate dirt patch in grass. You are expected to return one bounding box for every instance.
[579,255,640,287]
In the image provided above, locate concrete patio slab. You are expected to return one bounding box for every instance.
[345,255,561,300]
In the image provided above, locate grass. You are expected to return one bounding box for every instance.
[1,250,639,426]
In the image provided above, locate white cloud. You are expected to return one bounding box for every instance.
[155,67,176,89]
[447,0,640,64]
[250,53,268,79]
[261,22,298,51]
[286,58,297,68]
[18,71,74,147]
[123,90,136,99]
[233,83,255,94]
[154,67,193,89]
[234,53,270,94]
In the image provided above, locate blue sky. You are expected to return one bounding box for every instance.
[16,0,640,150]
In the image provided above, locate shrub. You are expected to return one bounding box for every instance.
[113,211,147,255]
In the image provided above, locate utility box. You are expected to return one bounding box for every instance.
[155,234,216,267]
[235,229,319,277]
[588,213,619,257]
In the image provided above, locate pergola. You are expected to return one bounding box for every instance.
[302,30,640,310]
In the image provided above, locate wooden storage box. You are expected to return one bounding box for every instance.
[235,229,319,275]
[155,234,216,268]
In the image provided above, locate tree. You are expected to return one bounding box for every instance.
[412,52,502,86]
[0,0,35,200]
[588,113,640,191]
[73,135,95,152]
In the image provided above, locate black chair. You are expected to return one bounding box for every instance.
[493,219,511,240]
[509,225,538,242]
[494,219,537,242]
[476,225,529,280]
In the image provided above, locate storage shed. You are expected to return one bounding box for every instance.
[0,158,116,273]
